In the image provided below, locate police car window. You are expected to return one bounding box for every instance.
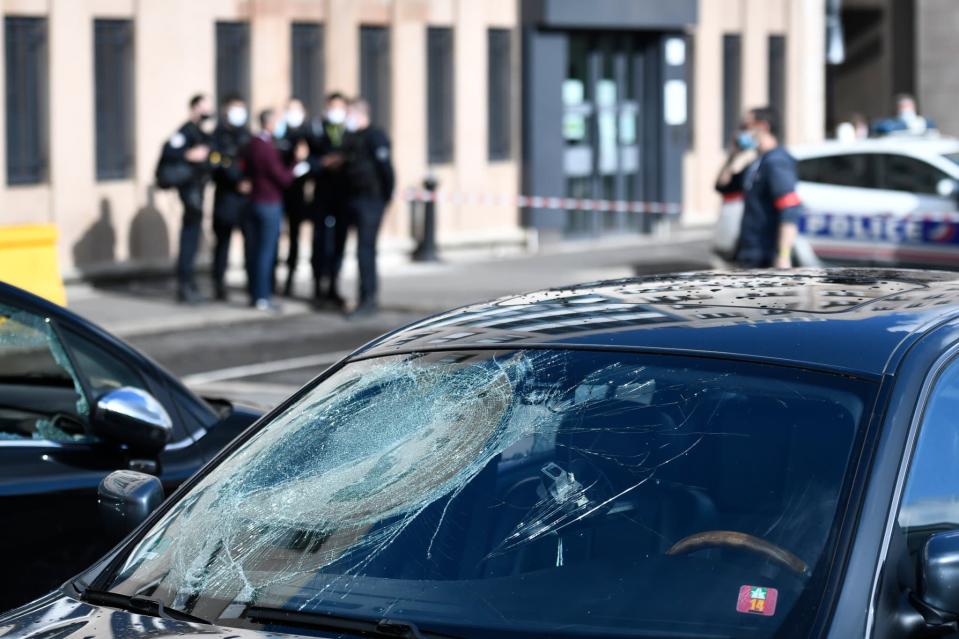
[797,153,878,188]
[879,154,948,195]
[898,357,959,554]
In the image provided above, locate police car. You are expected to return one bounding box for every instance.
[714,137,959,267]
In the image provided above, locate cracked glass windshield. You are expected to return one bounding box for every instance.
[103,349,875,638]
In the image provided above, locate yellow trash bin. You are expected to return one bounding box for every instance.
[0,224,67,306]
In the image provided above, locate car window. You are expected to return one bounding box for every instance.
[797,153,878,188]
[878,153,949,195]
[898,357,959,553]
[104,350,875,638]
[0,304,91,442]
[59,329,147,400]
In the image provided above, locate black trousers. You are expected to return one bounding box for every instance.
[176,184,205,288]
[347,196,385,303]
[311,200,349,290]
[212,189,252,290]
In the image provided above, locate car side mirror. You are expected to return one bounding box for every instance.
[936,177,958,198]
[92,387,172,456]
[917,530,959,621]
[98,470,164,535]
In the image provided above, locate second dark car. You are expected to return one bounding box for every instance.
[0,282,260,613]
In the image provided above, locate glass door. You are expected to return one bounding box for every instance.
[563,33,648,236]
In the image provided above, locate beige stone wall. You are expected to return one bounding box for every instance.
[683,0,825,227]
[0,0,521,277]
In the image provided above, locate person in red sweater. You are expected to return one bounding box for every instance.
[244,108,309,310]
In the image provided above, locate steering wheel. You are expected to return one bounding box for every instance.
[666,530,808,575]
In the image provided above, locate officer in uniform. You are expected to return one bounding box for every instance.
[715,106,802,268]
[164,93,214,303]
[341,97,394,317]
[210,94,252,300]
[307,92,350,309]
[275,98,311,296]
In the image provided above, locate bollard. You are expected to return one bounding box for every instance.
[412,176,439,262]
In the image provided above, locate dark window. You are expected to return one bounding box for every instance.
[878,154,949,195]
[216,21,250,107]
[899,357,959,553]
[291,22,324,116]
[60,329,146,399]
[427,27,454,164]
[360,26,391,132]
[721,34,741,148]
[5,17,48,185]
[487,28,511,161]
[768,35,786,137]
[94,19,135,181]
[798,154,879,189]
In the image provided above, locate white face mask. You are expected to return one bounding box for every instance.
[326,107,346,125]
[226,105,247,127]
[345,116,360,132]
[286,109,305,129]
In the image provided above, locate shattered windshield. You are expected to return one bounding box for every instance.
[102,350,874,638]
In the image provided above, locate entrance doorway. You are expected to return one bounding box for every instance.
[562,33,656,236]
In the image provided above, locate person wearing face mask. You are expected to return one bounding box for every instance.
[715,126,759,204]
[274,98,312,296]
[209,94,253,301]
[339,97,394,317]
[715,107,802,269]
[243,108,311,311]
[162,93,214,304]
[872,94,937,137]
[306,92,351,309]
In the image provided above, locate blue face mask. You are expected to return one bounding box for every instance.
[274,119,287,139]
[736,131,757,151]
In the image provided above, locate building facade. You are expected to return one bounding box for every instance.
[827,0,959,138]
[0,0,824,278]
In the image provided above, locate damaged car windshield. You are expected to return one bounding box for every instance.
[102,349,875,638]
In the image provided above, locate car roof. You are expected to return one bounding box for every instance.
[790,136,959,160]
[358,269,959,377]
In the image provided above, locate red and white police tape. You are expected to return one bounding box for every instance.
[402,187,683,215]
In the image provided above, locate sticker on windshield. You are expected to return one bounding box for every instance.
[736,586,778,616]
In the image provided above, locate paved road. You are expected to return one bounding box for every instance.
[105,235,718,408]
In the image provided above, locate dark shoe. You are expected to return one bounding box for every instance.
[325,288,346,311]
[283,273,296,297]
[214,283,228,301]
[177,285,206,305]
[347,299,378,318]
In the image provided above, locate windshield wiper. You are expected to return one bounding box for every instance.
[81,589,212,626]
[242,605,462,639]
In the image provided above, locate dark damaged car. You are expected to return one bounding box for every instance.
[8,269,959,639]
[0,282,260,613]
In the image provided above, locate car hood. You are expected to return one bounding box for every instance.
[0,593,323,639]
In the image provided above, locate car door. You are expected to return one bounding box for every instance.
[871,354,959,639]
[798,152,958,267]
[0,299,201,613]
[797,152,919,264]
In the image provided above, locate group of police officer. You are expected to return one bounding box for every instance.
[158,91,394,317]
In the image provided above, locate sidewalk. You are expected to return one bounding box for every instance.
[66,228,718,339]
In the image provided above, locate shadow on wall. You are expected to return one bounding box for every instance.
[129,186,170,261]
[72,198,117,268]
